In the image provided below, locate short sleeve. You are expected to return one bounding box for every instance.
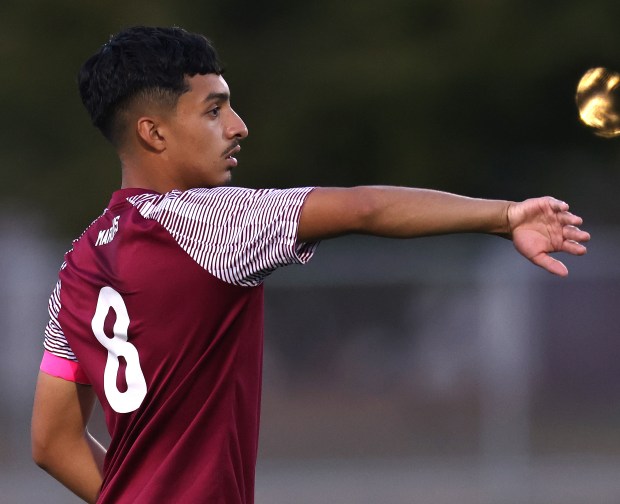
[128,186,319,286]
[41,280,89,384]
[43,279,80,361]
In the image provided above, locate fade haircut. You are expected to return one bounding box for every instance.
[78,26,224,145]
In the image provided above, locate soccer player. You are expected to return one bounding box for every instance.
[30,26,590,504]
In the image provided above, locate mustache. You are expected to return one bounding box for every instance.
[222,141,240,157]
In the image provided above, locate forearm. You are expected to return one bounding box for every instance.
[357,186,512,238]
[32,373,105,504]
[35,430,105,503]
[298,186,513,241]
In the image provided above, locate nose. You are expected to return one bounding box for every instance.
[228,109,249,139]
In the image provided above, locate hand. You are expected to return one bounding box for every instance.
[507,196,590,276]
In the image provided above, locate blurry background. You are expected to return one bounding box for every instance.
[2,1,620,502]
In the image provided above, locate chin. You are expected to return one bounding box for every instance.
[204,174,232,189]
[220,170,233,186]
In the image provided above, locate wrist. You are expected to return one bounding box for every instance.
[492,200,513,238]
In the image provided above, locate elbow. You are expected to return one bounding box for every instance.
[348,186,384,234]
[31,426,58,471]
[31,435,51,470]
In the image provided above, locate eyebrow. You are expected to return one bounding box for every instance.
[204,92,230,104]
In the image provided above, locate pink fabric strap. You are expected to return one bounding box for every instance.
[40,350,90,385]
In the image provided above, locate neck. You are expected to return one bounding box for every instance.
[119,152,178,194]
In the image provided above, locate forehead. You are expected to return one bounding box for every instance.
[183,73,230,103]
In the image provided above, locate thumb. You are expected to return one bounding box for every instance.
[530,252,568,277]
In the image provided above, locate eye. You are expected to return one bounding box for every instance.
[207,106,221,118]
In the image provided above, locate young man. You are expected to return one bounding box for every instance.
[31,26,589,504]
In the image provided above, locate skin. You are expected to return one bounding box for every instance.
[32,72,591,503]
[32,374,105,503]
[119,74,248,192]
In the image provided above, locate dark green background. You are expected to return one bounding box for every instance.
[2,0,619,236]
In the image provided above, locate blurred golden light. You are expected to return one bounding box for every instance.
[576,67,620,138]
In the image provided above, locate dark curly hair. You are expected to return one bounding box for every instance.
[78,26,224,144]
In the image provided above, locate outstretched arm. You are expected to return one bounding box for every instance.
[32,372,106,503]
[298,186,589,276]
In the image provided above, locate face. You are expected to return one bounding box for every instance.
[161,74,248,189]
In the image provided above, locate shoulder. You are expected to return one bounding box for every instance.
[126,186,316,220]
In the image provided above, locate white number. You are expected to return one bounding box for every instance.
[91,286,147,413]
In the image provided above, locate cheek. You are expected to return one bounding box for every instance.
[177,130,208,155]
[187,123,218,147]
[183,133,220,168]
[169,119,222,160]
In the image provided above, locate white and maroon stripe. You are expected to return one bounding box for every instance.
[42,186,318,365]
[128,186,317,287]
[43,279,78,361]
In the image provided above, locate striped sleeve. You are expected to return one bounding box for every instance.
[128,186,319,286]
[43,279,79,362]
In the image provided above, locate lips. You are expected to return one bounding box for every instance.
[224,145,241,168]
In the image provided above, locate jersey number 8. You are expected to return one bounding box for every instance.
[91,286,147,413]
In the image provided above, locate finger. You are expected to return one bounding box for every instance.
[531,253,569,277]
[547,197,570,213]
[563,225,591,244]
[558,211,584,227]
[561,240,588,256]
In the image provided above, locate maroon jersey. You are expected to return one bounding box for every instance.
[41,187,317,503]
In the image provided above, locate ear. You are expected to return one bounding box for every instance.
[136,117,166,152]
